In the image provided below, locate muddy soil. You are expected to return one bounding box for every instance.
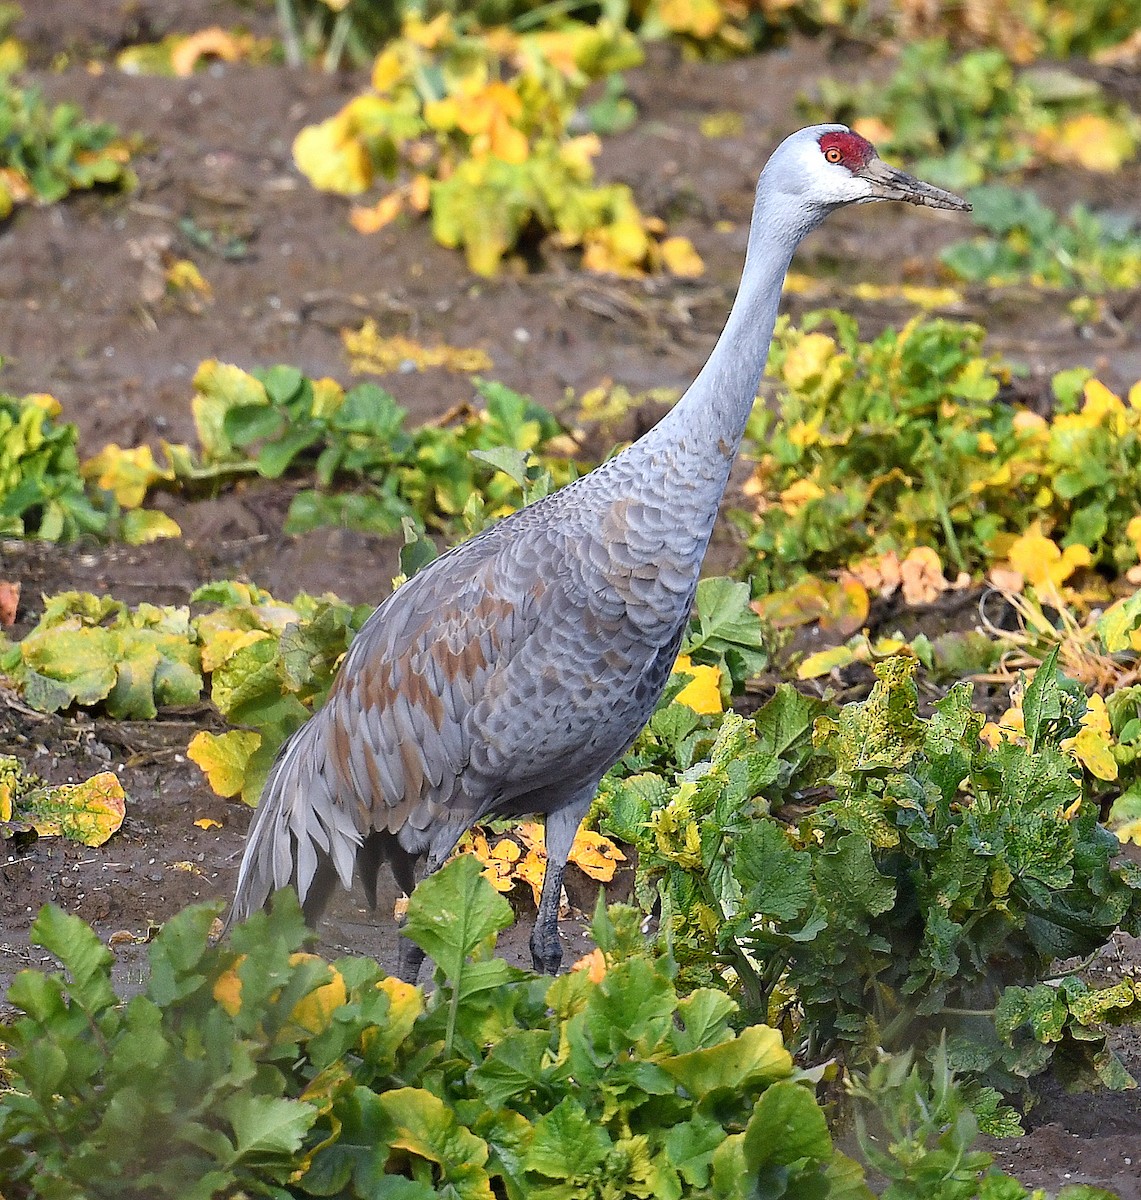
[2,2,1140,1192]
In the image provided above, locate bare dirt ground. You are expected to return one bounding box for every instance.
[1,2,1140,1192]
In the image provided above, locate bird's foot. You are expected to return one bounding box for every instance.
[397,935,426,984]
[529,922,563,975]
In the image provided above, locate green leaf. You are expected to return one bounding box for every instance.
[742,1079,832,1170]
[402,854,514,983]
[470,1029,551,1108]
[813,833,895,918]
[377,1088,492,1199]
[1021,646,1061,753]
[664,1114,726,1188]
[222,1093,317,1164]
[672,988,737,1053]
[735,821,812,920]
[525,1097,611,1181]
[28,904,117,1014]
[661,1023,792,1099]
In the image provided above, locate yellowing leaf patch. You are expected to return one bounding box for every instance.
[29,772,126,847]
[672,653,723,714]
[188,730,263,799]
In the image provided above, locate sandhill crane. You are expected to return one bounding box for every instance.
[228,125,969,979]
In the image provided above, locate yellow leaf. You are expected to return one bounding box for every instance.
[120,509,182,545]
[700,111,743,139]
[569,828,627,882]
[194,817,222,830]
[408,173,431,212]
[852,116,893,144]
[1062,693,1119,782]
[1008,530,1092,590]
[778,477,825,515]
[797,645,857,680]
[165,258,211,296]
[82,443,172,508]
[672,653,723,714]
[753,574,868,638]
[424,97,461,132]
[213,960,244,1016]
[288,953,348,1035]
[659,235,704,278]
[187,730,262,799]
[404,11,451,48]
[571,947,607,982]
[198,627,272,673]
[342,321,492,375]
[31,772,126,847]
[515,849,546,906]
[1045,114,1136,172]
[293,115,372,196]
[1127,516,1141,560]
[170,27,246,77]
[371,46,405,93]
[655,0,724,38]
[780,332,837,390]
[350,192,404,234]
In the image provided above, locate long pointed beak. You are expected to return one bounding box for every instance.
[859,157,971,211]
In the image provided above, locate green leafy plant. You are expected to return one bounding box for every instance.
[942,185,1141,291]
[738,313,1141,592]
[0,391,106,540]
[103,360,580,540]
[0,77,134,215]
[598,653,1141,1099]
[0,861,861,1199]
[0,389,178,544]
[801,40,1139,189]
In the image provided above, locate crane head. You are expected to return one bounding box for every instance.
[764,125,970,215]
[810,126,970,211]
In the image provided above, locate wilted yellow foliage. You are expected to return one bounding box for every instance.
[342,321,493,376]
[293,114,373,196]
[1042,113,1137,172]
[82,443,173,508]
[672,653,723,714]
[1062,693,1118,782]
[1007,530,1093,591]
[188,729,263,799]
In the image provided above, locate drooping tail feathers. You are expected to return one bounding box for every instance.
[225,711,363,933]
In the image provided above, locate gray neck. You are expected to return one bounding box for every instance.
[652,191,828,460]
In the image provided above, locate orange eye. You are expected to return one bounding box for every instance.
[824,146,843,165]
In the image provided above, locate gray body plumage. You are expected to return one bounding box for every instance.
[228,125,969,972]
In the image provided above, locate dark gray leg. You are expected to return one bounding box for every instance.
[397,930,426,984]
[395,820,468,984]
[530,787,596,974]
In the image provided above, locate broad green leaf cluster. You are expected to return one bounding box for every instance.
[597,653,1141,1100]
[0,858,1118,1198]
[0,863,851,1200]
[0,77,134,215]
[0,392,112,541]
[802,40,1139,189]
[739,313,1141,590]
[942,185,1141,292]
[116,360,578,539]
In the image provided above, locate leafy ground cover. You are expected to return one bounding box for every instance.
[2,1,1141,1195]
[0,857,1124,1200]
